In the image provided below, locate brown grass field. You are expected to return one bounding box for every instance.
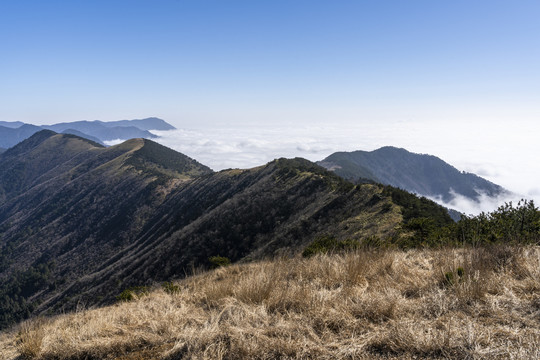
[1,245,539,359]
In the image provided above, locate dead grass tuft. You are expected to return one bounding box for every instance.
[1,245,539,359]
[15,318,49,359]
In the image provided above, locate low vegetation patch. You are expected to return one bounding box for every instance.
[208,255,231,268]
[116,286,149,302]
[161,281,180,295]
[301,235,359,257]
[1,245,539,359]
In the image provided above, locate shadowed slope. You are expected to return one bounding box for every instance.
[0,131,104,201]
[0,132,212,328]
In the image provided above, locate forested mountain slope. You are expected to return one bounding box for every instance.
[318,146,507,203]
[0,131,212,327]
[0,133,452,329]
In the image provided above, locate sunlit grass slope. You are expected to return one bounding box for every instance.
[1,245,539,359]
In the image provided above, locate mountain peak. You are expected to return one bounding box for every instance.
[124,138,213,178]
[2,129,57,156]
[373,145,403,151]
[318,147,507,205]
[115,117,176,131]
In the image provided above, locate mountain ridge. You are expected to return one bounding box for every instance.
[0,132,452,329]
[0,121,25,129]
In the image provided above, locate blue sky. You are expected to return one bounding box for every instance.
[1,0,539,126]
[1,1,540,210]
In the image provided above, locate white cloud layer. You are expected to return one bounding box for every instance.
[426,190,523,217]
[114,119,539,215]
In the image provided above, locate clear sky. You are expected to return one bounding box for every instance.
[1,1,540,212]
[1,0,539,125]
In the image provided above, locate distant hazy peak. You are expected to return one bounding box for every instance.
[0,121,26,128]
[109,117,176,131]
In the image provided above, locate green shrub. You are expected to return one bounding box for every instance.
[381,202,393,213]
[116,286,149,302]
[302,235,359,258]
[444,271,455,285]
[444,267,465,286]
[116,289,135,302]
[362,235,382,248]
[209,255,231,269]
[162,281,180,295]
[454,199,540,245]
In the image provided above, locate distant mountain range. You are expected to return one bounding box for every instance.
[0,117,175,148]
[0,131,452,329]
[0,121,25,128]
[318,146,508,206]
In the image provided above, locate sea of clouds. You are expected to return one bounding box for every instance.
[108,119,539,215]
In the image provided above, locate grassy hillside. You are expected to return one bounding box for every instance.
[1,244,538,359]
[2,132,508,334]
[1,134,538,358]
[0,134,410,330]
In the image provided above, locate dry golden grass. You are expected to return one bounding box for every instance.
[1,246,539,359]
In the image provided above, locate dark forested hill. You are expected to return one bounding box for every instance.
[318,146,507,203]
[0,130,103,201]
[0,131,212,327]
[0,135,452,329]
